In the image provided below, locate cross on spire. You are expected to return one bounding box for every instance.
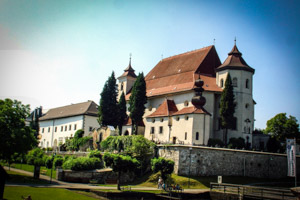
[234,37,236,45]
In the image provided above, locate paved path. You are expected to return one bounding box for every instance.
[4,167,209,194]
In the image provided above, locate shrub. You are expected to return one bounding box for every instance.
[228,137,245,149]
[26,148,45,166]
[207,138,224,147]
[88,150,102,159]
[151,157,174,181]
[62,157,102,171]
[45,156,54,169]
[53,155,64,168]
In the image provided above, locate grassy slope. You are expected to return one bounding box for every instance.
[4,187,98,200]
[6,163,56,179]
[6,170,50,184]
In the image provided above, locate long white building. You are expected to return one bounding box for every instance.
[39,101,100,149]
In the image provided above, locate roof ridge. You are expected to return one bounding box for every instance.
[146,70,195,80]
[47,101,91,111]
[161,45,213,62]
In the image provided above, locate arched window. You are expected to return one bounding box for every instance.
[246,79,249,89]
[184,100,189,107]
[220,79,224,87]
[196,132,199,140]
[245,103,249,109]
[185,132,187,140]
[232,78,238,87]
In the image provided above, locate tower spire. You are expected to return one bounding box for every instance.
[234,37,236,45]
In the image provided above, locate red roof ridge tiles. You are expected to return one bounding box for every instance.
[147,99,178,118]
[173,106,211,116]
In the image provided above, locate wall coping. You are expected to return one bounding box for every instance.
[157,144,300,158]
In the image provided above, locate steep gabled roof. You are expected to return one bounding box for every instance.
[173,106,211,116]
[144,45,222,97]
[216,44,255,73]
[147,99,178,118]
[39,101,98,121]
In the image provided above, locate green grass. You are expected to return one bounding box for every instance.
[6,170,51,185]
[4,186,99,200]
[6,163,56,179]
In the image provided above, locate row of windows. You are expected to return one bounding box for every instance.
[151,128,201,141]
[151,115,189,123]
[220,77,250,89]
[41,124,77,133]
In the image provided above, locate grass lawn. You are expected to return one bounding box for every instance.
[5,163,56,179]
[6,170,51,185]
[4,186,99,200]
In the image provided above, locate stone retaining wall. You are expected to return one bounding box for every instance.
[158,145,300,178]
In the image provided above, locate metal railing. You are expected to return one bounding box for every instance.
[210,182,297,200]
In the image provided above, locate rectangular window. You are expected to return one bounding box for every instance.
[65,125,67,131]
[61,126,63,132]
[55,127,57,132]
[48,127,50,132]
[89,127,93,132]
[159,126,163,134]
[69,125,72,131]
[74,124,77,130]
[185,132,187,140]
[151,127,155,134]
[42,128,44,133]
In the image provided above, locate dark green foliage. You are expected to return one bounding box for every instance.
[98,71,119,127]
[129,73,147,135]
[29,107,42,138]
[0,99,37,164]
[207,138,224,147]
[26,148,45,166]
[219,73,236,146]
[45,156,54,169]
[88,150,102,159]
[74,129,84,138]
[252,128,264,135]
[265,113,299,141]
[103,152,140,190]
[266,137,281,153]
[118,91,127,135]
[62,157,102,171]
[151,157,174,181]
[65,129,91,151]
[53,155,64,168]
[228,137,245,149]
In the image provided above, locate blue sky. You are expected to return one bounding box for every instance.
[0,0,299,129]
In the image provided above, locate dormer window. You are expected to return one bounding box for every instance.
[232,78,237,87]
[220,79,224,87]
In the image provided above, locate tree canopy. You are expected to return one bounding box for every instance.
[129,73,147,135]
[265,113,299,141]
[0,99,37,164]
[151,157,174,181]
[219,73,236,146]
[98,71,119,127]
[117,91,127,135]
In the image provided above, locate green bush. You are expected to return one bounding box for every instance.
[45,156,54,169]
[228,137,245,149]
[53,156,64,168]
[26,148,45,166]
[62,157,102,171]
[151,157,174,181]
[88,150,102,159]
[207,138,224,147]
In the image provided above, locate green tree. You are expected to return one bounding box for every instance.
[129,73,147,135]
[219,73,236,146]
[151,157,174,181]
[26,148,45,179]
[98,72,119,128]
[0,99,37,166]
[265,113,299,141]
[118,91,127,135]
[103,153,139,190]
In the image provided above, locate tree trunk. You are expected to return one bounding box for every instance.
[117,171,121,190]
[33,165,40,179]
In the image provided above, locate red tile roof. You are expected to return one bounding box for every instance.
[123,117,145,126]
[147,99,178,118]
[173,106,211,116]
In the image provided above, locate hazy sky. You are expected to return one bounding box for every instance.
[0,0,299,129]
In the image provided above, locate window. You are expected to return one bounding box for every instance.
[184,101,189,107]
[69,125,72,131]
[246,79,249,89]
[185,115,189,120]
[42,128,44,133]
[185,132,187,140]
[176,116,180,121]
[152,118,155,123]
[65,125,67,131]
[55,127,57,132]
[74,124,77,130]
[148,106,152,111]
[120,82,124,91]
[220,78,224,87]
[232,78,237,87]
[89,126,93,132]
[159,126,163,134]
[151,127,155,134]
[160,118,164,122]
[248,127,251,134]
[196,132,199,140]
[48,127,50,132]
[245,103,249,109]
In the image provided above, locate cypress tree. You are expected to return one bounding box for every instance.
[118,91,127,135]
[219,73,236,146]
[129,73,147,135]
[98,72,119,127]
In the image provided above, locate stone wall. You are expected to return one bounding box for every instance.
[158,145,300,179]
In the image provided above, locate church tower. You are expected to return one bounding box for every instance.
[215,42,255,146]
[117,56,137,100]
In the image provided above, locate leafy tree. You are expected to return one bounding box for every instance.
[0,99,37,166]
[151,157,174,181]
[129,73,147,135]
[266,137,281,153]
[265,113,299,141]
[118,91,127,135]
[26,148,45,179]
[219,73,236,146]
[103,152,139,190]
[228,137,245,149]
[98,71,119,128]
[53,155,64,168]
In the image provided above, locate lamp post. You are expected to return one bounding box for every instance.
[188,147,192,188]
[50,152,56,184]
